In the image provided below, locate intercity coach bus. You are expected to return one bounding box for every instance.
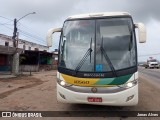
[46,12,146,106]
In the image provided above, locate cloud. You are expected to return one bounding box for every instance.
[0,0,78,23]
[76,0,160,23]
[125,0,160,23]
[0,0,160,59]
[1,0,160,24]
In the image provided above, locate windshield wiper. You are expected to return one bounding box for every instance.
[100,37,117,77]
[75,38,93,72]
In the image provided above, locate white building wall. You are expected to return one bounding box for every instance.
[0,37,14,47]
[0,34,48,51]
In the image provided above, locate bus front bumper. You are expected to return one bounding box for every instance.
[57,84,138,106]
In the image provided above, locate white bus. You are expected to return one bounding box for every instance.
[46,12,146,106]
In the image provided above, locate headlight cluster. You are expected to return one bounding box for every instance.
[118,79,138,88]
[57,79,73,87]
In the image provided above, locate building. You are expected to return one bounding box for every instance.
[0,34,48,51]
[0,34,52,74]
[0,34,22,73]
[52,49,58,69]
[20,50,52,72]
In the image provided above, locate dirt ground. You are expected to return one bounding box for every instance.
[0,71,57,111]
[0,70,160,120]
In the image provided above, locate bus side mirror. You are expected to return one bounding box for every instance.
[46,28,62,47]
[134,23,146,43]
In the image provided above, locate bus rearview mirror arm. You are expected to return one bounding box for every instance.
[46,28,62,47]
[134,23,146,43]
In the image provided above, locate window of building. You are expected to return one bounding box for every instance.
[35,48,39,51]
[5,42,9,46]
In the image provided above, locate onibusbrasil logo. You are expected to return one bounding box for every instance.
[2,112,42,117]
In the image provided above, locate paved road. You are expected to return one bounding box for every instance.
[138,67,160,86]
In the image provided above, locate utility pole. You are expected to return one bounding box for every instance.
[12,12,36,75]
[12,18,19,75]
[12,18,17,47]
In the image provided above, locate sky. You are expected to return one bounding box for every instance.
[0,0,160,62]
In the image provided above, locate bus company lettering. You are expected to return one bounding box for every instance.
[74,80,90,84]
[84,73,105,77]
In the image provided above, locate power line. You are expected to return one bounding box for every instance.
[19,31,45,44]
[0,16,13,21]
[138,53,160,57]
[18,22,45,38]
[0,24,13,31]
[17,22,59,48]
[16,22,47,45]
[0,22,46,45]
[18,29,46,44]
[0,16,58,49]
[19,31,46,45]
[0,25,46,46]
[18,29,45,42]
[0,21,13,26]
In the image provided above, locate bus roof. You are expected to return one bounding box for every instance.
[67,12,131,20]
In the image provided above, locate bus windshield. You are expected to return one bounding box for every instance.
[59,17,136,73]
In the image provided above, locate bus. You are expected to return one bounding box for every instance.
[46,12,146,106]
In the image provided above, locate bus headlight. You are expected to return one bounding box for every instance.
[60,81,66,86]
[127,82,133,87]
[118,80,138,88]
[57,79,73,87]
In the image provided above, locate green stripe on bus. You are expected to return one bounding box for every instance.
[94,74,133,85]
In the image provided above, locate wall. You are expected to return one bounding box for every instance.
[19,65,39,72]
[0,34,49,51]
[0,37,14,47]
[0,54,12,72]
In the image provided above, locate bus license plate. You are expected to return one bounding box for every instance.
[87,97,102,102]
